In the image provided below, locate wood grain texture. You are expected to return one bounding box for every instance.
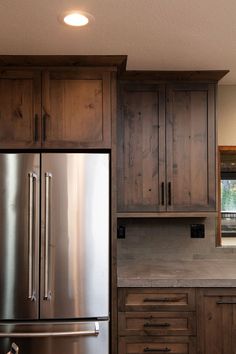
[197,288,236,354]
[118,311,196,336]
[119,336,196,354]
[166,84,216,211]
[0,55,127,72]
[111,71,118,354]
[0,70,41,148]
[117,83,165,212]
[118,288,196,312]
[119,70,229,83]
[42,70,111,148]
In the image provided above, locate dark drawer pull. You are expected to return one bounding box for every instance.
[144,322,171,328]
[144,347,171,353]
[143,296,184,303]
[34,114,39,142]
[217,300,236,305]
[161,182,165,205]
[168,182,171,206]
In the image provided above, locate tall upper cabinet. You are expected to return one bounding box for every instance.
[117,71,228,215]
[0,55,126,149]
[0,70,41,148]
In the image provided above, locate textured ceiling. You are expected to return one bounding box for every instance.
[0,0,235,83]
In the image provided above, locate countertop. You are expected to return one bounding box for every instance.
[117,260,236,287]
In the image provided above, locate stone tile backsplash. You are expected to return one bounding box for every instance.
[117,217,236,266]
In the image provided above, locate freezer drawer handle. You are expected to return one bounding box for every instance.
[28,172,37,301]
[44,172,52,300]
[0,322,100,338]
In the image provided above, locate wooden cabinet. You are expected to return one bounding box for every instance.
[0,69,41,148]
[0,68,113,149]
[117,84,165,212]
[118,288,196,354]
[197,288,236,354]
[42,70,112,148]
[117,82,216,214]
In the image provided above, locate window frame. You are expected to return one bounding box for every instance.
[217,146,236,246]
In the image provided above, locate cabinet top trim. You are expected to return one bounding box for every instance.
[0,55,127,72]
[119,70,229,82]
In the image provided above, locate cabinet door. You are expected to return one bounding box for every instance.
[117,84,165,212]
[0,70,41,148]
[166,84,216,211]
[42,69,112,148]
[197,289,236,354]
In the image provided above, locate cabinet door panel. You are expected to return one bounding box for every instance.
[42,70,111,148]
[117,84,165,212]
[166,84,216,211]
[197,289,236,354]
[0,71,41,148]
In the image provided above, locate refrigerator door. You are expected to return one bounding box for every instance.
[0,320,108,354]
[40,153,109,319]
[0,153,40,320]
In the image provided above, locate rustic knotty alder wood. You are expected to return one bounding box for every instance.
[0,67,115,148]
[118,288,197,354]
[0,55,127,73]
[0,69,41,148]
[119,70,229,83]
[119,336,196,354]
[117,80,217,213]
[197,288,236,354]
[42,69,112,148]
[166,83,216,211]
[118,288,196,312]
[117,83,165,212]
[119,311,196,336]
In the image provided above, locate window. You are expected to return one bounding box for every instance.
[219,147,236,246]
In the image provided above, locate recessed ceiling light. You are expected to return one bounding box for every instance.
[59,11,93,27]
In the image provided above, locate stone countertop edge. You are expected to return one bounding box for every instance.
[118,278,236,287]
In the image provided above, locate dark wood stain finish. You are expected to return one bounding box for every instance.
[117,83,165,212]
[0,55,127,73]
[166,84,216,211]
[118,81,216,214]
[197,288,236,354]
[42,70,111,148]
[118,288,197,354]
[0,70,41,148]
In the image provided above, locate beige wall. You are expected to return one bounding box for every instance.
[218,85,236,145]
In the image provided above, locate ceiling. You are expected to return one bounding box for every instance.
[0,0,235,84]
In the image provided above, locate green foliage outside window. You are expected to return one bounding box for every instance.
[221,180,236,211]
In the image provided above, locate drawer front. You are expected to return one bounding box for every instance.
[119,337,195,354]
[119,312,196,336]
[118,288,196,312]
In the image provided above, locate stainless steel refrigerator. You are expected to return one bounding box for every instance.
[0,153,109,354]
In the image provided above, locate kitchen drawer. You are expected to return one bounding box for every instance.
[119,312,196,336]
[119,336,196,354]
[118,288,196,312]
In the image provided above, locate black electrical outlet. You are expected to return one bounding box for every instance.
[191,224,205,238]
[117,225,126,239]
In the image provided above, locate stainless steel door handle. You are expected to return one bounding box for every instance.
[0,322,100,337]
[28,172,37,301]
[44,172,52,300]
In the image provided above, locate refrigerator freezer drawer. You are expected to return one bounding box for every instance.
[0,321,108,354]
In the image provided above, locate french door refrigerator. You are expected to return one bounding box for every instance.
[0,153,109,354]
